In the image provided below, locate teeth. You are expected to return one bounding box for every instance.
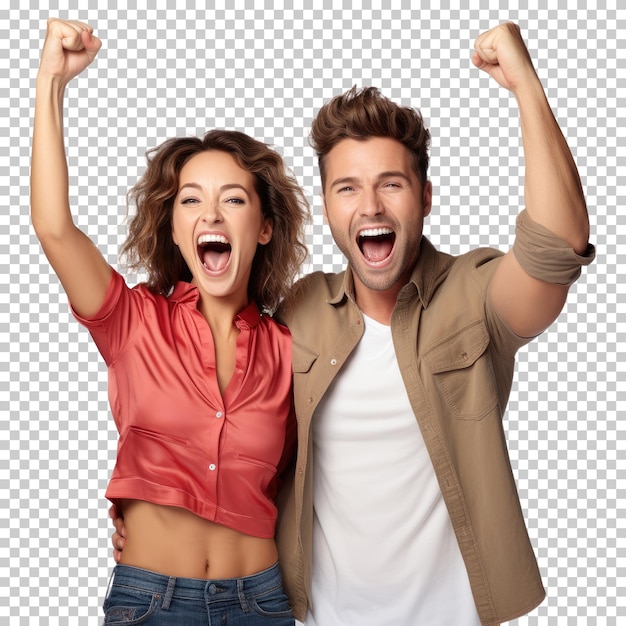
[360,227,393,238]
[197,234,228,245]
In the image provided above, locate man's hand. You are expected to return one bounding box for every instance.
[38,18,101,86]
[108,504,126,563]
[471,22,538,94]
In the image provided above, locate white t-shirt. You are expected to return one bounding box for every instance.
[304,314,480,625]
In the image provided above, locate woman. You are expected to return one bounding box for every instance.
[31,18,308,625]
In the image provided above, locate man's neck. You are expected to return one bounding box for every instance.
[354,283,402,326]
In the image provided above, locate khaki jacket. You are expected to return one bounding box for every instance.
[275,211,594,625]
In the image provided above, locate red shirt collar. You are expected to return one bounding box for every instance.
[169,281,262,328]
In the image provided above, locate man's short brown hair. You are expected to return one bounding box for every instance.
[310,86,431,191]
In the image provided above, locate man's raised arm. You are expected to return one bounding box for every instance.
[474,23,593,338]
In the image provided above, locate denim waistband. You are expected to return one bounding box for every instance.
[108,562,284,606]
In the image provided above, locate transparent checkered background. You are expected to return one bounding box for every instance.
[2,2,624,624]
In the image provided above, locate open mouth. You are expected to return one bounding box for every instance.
[197,234,232,272]
[358,227,395,264]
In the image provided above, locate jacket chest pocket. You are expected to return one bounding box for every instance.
[292,342,318,376]
[424,320,499,421]
[291,341,319,409]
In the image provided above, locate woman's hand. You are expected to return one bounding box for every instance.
[109,504,126,563]
[38,18,101,86]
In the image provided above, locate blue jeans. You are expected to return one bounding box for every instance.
[102,563,294,625]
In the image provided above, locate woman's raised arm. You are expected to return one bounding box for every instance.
[31,18,112,318]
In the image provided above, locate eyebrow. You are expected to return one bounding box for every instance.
[329,171,412,189]
[178,182,251,195]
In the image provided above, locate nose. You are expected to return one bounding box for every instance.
[359,188,384,217]
[202,201,223,224]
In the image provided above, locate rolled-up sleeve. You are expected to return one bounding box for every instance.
[512,209,595,285]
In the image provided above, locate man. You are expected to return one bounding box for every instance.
[112,23,594,625]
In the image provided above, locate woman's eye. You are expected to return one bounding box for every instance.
[224,197,245,204]
[181,197,198,204]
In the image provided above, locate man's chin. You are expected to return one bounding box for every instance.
[352,264,404,294]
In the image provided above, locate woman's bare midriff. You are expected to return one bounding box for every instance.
[117,499,279,579]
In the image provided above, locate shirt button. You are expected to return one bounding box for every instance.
[209,463,216,471]
[215,411,223,418]
[330,358,337,366]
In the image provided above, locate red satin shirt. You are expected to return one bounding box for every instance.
[73,270,296,539]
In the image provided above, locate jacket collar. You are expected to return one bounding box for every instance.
[327,237,447,310]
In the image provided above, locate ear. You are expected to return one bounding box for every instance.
[258,218,273,245]
[422,181,433,218]
[320,192,329,224]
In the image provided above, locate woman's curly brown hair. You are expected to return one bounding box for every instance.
[310,86,431,190]
[121,130,309,313]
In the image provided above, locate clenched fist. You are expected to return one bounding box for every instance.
[472,22,539,94]
[38,18,102,86]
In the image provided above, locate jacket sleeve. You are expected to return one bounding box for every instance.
[512,209,595,285]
